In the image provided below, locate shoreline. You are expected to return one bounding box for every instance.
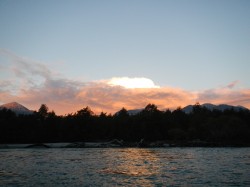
[1,140,250,149]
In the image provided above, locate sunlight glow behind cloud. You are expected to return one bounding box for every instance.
[107,77,160,89]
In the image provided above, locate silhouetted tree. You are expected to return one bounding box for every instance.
[75,106,93,118]
[38,104,49,119]
[116,108,129,119]
[1,103,250,145]
[143,104,159,113]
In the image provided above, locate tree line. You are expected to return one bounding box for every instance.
[0,103,250,146]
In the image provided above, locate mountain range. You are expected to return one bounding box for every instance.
[0,102,249,116]
[127,103,249,115]
[182,103,249,114]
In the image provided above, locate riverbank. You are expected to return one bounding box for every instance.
[1,139,250,148]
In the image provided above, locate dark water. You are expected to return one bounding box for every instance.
[0,148,250,186]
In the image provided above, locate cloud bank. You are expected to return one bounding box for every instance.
[1,49,250,115]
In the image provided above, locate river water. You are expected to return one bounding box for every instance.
[0,147,249,186]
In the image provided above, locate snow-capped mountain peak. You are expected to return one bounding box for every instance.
[182,103,249,114]
[0,102,33,115]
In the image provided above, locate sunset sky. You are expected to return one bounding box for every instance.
[0,0,250,115]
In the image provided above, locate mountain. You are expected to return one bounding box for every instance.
[118,103,249,116]
[0,102,33,115]
[127,109,143,115]
[182,103,249,114]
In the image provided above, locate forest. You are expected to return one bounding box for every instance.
[0,103,250,146]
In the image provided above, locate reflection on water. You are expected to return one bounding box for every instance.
[0,148,250,186]
[100,149,159,176]
[99,149,159,186]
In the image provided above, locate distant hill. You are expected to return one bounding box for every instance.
[125,103,249,115]
[0,102,33,115]
[127,109,143,115]
[182,103,249,114]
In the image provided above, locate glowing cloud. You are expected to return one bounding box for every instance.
[108,77,160,89]
[0,49,250,115]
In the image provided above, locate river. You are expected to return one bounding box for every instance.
[0,147,250,186]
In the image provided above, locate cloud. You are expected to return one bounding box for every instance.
[0,49,51,79]
[0,49,53,93]
[107,77,160,88]
[196,86,250,109]
[226,80,239,89]
[1,49,250,115]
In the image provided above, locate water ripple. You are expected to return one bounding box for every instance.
[0,148,249,186]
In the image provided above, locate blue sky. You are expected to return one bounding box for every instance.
[0,0,250,114]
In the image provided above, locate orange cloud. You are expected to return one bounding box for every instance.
[197,88,250,109]
[75,84,195,113]
[2,80,249,115]
[1,49,250,115]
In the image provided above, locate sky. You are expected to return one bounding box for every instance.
[0,0,250,115]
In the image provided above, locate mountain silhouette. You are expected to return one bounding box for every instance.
[182,103,248,114]
[124,103,249,115]
[0,102,33,115]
